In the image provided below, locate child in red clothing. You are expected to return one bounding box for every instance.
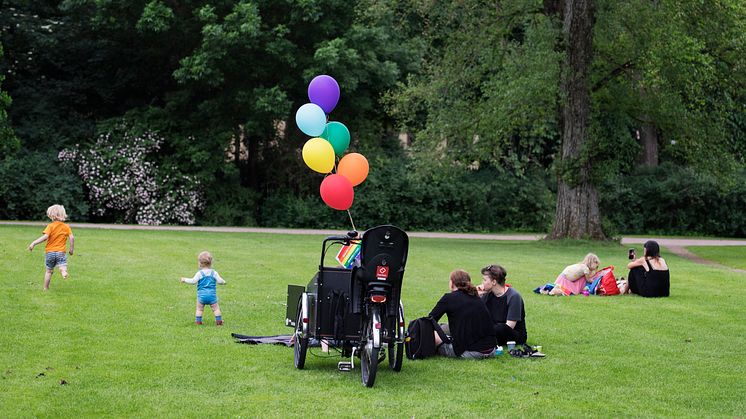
[28,204,75,291]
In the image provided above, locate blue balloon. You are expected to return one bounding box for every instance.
[295,103,327,137]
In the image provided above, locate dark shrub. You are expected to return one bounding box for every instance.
[600,163,746,237]
[0,151,88,221]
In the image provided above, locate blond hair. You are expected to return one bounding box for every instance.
[582,253,600,271]
[46,204,68,221]
[198,251,213,268]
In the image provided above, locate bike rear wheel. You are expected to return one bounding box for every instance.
[294,300,309,369]
[361,306,380,387]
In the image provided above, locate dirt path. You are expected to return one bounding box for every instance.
[620,238,746,274]
[662,245,746,274]
[4,221,745,271]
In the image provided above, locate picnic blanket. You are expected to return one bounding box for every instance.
[231,333,324,347]
[231,333,294,347]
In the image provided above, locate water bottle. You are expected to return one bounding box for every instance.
[493,345,503,356]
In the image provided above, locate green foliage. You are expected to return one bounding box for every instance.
[136,0,175,33]
[592,0,746,175]
[391,0,746,179]
[388,0,562,175]
[2,0,744,235]
[600,163,746,237]
[0,44,19,158]
[259,190,341,228]
[199,169,260,227]
[354,155,554,232]
[254,150,554,232]
[0,151,88,221]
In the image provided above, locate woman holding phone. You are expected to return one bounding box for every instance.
[620,240,670,297]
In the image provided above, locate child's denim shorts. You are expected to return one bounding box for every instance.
[45,251,67,270]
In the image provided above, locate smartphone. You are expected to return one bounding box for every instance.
[628,248,636,260]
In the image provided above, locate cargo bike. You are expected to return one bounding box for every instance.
[285,225,409,387]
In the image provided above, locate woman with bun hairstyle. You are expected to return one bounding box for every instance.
[428,270,497,359]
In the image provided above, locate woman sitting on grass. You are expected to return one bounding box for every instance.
[619,240,670,297]
[429,270,497,359]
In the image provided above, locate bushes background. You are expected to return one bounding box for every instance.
[600,163,746,237]
[0,152,88,221]
[251,160,746,237]
[4,151,744,238]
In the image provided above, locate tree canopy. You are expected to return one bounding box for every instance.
[1,0,744,236]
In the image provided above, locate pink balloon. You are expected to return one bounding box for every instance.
[320,174,354,211]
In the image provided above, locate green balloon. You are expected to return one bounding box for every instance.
[322,121,350,156]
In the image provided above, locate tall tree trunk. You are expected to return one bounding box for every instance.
[234,125,242,169]
[246,133,259,190]
[634,68,659,167]
[638,121,659,166]
[549,0,605,240]
[235,125,250,188]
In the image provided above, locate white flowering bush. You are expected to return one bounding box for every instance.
[59,126,203,225]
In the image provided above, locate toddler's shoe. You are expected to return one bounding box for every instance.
[216,320,224,326]
[195,321,203,325]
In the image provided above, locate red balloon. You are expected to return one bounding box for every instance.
[320,174,354,211]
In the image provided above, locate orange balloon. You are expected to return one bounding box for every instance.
[337,153,369,186]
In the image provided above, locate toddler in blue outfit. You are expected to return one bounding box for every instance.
[180,251,226,325]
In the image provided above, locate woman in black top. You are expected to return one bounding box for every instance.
[429,270,497,359]
[620,240,670,297]
[479,264,528,345]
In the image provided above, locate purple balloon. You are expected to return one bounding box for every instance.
[308,75,340,114]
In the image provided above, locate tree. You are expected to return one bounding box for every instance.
[388,0,745,237]
[2,0,422,223]
[591,0,746,174]
[546,0,604,239]
[386,0,562,174]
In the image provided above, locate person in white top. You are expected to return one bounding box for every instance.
[180,251,227,325]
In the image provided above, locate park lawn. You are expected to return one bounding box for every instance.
[1,225,745,418]
[686,246,746,271]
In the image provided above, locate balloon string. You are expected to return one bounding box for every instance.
[346,210,356,232]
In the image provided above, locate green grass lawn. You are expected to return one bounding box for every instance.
[687,246,746,271]
[2,225,745,417]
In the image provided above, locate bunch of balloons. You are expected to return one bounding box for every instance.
[295,75,369,211]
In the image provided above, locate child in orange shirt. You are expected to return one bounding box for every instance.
[28,204,75,291]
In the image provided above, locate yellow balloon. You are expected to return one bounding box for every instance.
[302,138,335,174]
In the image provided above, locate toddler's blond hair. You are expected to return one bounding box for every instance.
[582,253,600,271]
[198,251,213,268]
[46,204,68,221]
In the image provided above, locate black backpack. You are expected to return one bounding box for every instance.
[404,317,449,359]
